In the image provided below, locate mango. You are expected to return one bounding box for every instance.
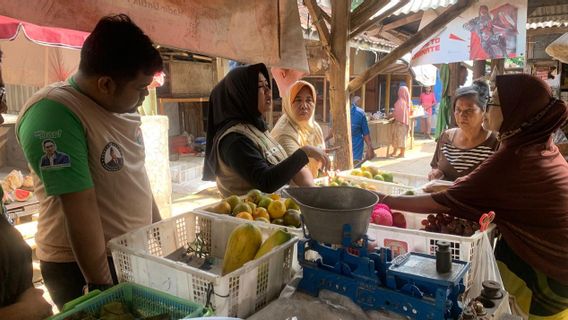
[253,207,270,220]
[381,172,394,183]
[258,196,273,209]
[284,198,300,211]
[222,224,262,275]
[254,229,292,259]
[362,171,373,179]
[246,189,263,204]
[212,201,231,214]
[283,209,302,228]
[232,202,252,216]
[225,195,241,211]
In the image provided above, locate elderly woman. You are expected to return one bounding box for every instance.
[380,74,568,319]
[429,81,499,181]
[203,64,329,197]
[271,81,325,178]
[390,86,411,158]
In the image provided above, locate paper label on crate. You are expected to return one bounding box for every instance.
[384,239,409,257]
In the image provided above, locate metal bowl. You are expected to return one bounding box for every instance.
[283,187,378,245]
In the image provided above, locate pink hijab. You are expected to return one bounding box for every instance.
[393,86,410,125]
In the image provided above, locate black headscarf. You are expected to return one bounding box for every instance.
[203,63,270,181]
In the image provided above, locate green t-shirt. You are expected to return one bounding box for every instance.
[18,100,93,196]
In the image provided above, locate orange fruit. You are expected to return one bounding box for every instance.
[253,207,270,220]
[269,193,281,201]
[235,212,254,220]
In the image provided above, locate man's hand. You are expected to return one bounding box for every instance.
[60,189,113,285]
[365,148,375,161]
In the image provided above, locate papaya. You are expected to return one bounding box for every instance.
[254,229,292,259]
[222,223,262,275]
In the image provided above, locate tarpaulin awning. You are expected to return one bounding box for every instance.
[0,0,309,72]
[0,14,88,49]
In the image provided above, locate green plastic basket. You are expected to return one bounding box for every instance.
[49,283,205,319]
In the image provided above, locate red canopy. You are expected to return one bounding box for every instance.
[0,15,88,49]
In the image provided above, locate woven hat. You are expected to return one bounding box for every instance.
[546,32,568,64]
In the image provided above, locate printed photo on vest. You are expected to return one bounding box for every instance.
[40,139,70,169]
[135,127,144,145]
[100,142,124,171]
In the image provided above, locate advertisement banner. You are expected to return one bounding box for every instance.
[411,0,527,66]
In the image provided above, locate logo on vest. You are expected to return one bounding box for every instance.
[100,142,124,172]
[264,146,280,158]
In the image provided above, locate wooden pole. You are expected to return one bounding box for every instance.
[473,60,486,79]
[323,76,328,122]
[348,0,475,93]
[305,0,337,64]
[361,83,366,110]
[491,59,505,76]
[349,0,410,40]
[350,0,388,32]
[385,74,391,113]
[329,0,353,170]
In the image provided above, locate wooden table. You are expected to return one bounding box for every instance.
[409,113,426,150]
[368,119,394,155]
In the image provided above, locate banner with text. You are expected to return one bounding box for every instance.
[411,0,527,66]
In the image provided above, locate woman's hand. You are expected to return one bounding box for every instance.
[428,168,444,181]
[17,287,53,319]
[301,146,330,171]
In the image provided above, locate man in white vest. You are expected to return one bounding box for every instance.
[16,14,163,308]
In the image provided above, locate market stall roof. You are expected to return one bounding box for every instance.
[0,0,309,72]
[0,14,88,48]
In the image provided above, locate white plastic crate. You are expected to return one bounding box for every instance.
[108,211,297,318]
[338,169,430,188]
[367,211,496,293]
[324,173,416,195]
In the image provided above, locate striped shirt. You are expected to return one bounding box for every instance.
[441,144,495,172]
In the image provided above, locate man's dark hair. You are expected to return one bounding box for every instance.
[43,139,55,148]
[79,14,163,83]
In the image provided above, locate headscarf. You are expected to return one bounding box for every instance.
[203,63,270,181]
[432,74,568,284]
[271,81,324,149]
[393,86,411,125]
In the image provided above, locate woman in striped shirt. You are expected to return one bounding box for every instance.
[429,80,499,181]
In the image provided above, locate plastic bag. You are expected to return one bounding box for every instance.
[465,233,511,316]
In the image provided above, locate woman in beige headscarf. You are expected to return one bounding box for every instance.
[272,80,325,178]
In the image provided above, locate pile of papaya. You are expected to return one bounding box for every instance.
[209,189,302,228]
[222,224,292,275]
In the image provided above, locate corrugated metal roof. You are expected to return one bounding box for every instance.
[527,20,568,30]
[527,4,568,30]
[374,0,457,17]
[393,0,457,16]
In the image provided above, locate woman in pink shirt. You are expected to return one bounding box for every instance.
[390,86,411,158]
[420,86,436,139]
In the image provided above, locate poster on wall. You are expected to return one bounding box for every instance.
[411,0,527,66]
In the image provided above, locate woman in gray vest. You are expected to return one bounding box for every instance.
[203,63,329,197]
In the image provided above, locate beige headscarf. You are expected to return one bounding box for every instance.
[271,80,325,176]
